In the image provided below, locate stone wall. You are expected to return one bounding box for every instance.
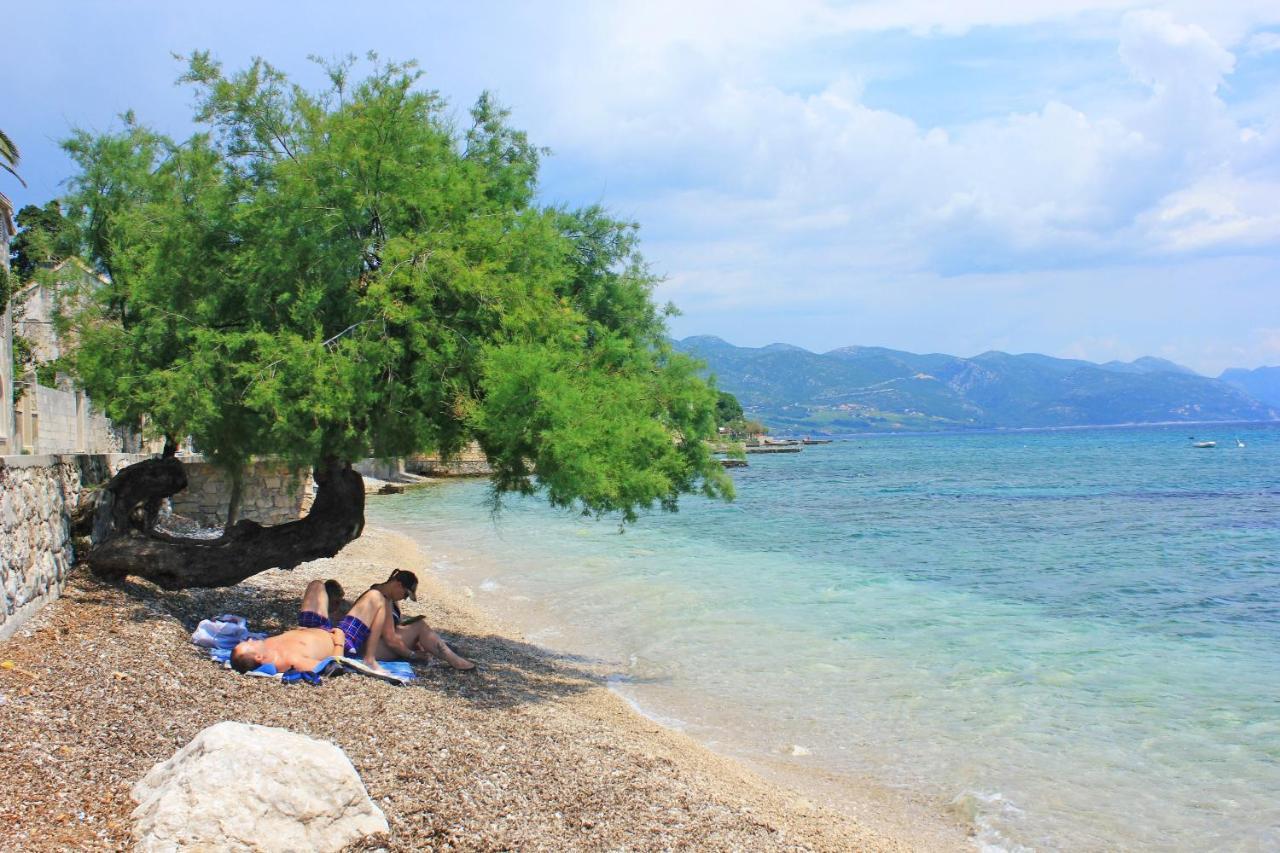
[407,442,493,477]
[0,304,13,455]
[12,386,126,456]
[168,460,315,527]
[0,453,318,642]
[0,453,145,641]
[353,458,406,481]
[0,193,14,455]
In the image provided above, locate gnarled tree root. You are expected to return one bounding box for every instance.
[85,457,365,589]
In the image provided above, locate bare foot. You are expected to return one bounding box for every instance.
[441,645,475,671]
[363,659,393,677]
[415,636,474,670]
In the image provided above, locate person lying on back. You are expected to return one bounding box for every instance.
[339,569,474,673]
[229,625,344,674]
[230,578,348,675]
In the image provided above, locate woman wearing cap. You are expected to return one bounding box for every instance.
[338,569,475,672]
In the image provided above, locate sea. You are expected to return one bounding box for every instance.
[367,422,1280,851]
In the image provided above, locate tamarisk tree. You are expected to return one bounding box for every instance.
[62,53,732,589]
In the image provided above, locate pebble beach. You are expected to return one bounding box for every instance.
[0,525,970,851]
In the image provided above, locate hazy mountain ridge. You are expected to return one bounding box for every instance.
[1219,366,1280,408]
[676,336,1279,433]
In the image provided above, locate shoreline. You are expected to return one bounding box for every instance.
[373,513,977,848]
[0,525,971,850]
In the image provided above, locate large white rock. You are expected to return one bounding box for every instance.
[131,721,389,852]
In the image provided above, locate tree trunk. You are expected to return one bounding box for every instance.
[225,466,244,527]
[85,457,365,589]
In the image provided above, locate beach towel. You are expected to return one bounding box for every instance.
[194,613,415,685]
[336,657,416,685]
[191,614,266,650]
[206,647,345,684]
[205,644,416,685]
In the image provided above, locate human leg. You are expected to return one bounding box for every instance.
[393,620,474,670]
[362,597,389,670]
[298,580,332,629]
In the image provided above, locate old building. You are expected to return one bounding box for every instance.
[0,191,14,454]
[6,257,140,454]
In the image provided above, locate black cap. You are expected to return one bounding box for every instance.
[392,569,418,601]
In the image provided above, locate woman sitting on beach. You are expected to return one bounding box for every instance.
[339,570,475,673]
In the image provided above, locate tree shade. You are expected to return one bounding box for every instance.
[60,53,732,587]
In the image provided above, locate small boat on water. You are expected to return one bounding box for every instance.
[1236,438,1246,448]
[802,438,833,445]
[1192,441,1216,449]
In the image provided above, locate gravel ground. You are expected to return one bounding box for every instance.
[0,526,970,851]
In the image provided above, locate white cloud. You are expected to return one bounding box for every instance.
[1245,31,1280,54]
[1119,10,1234,89]
[1141,170,1280,251]
[9,0,1279,369]
[529,2,1280,293]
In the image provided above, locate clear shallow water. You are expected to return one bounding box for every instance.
[370,424,1280,851]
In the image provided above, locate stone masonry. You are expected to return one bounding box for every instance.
[0,453,135,641]
[1,454,315,642]
[407,442,493,477]
[168,459,315,527]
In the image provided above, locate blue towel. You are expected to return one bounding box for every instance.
[208,646,416,684]
[378,660,415,680]
[341,658,416,682]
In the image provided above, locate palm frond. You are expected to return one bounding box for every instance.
[0,127,27,187]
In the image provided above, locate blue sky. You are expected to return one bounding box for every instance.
[6,1,1280,374]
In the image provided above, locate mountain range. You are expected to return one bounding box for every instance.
[1219,366,1280,409]
[675,336,1280,433]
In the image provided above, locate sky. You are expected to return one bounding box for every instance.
[5,1,1280,374]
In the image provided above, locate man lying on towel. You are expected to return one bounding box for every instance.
[228,579,349,675]
[341,569,475,672]
[229,623,345,674]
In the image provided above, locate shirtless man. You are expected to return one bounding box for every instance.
[229,625,344,674]
[230,578,346,674]
[340,569,475,672]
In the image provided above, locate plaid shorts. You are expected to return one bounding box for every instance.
[297,610,332,631]
[337,614,371,657]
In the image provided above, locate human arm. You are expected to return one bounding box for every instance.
[379,601,421,660]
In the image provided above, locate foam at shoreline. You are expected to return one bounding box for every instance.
[369,519,974,850]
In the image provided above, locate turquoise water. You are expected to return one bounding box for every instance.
[369,424,1280,850]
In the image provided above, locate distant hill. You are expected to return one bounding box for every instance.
[676,336,1279,433]
[1219,366,1280,408]
[1101,356,1199,376]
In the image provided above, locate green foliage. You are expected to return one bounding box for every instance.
[35,357,66,388]
[0,127,25,188]
[11,201,78,279]
[61,53,732,519]
[719,417,767,439]
[11,333,34,387]
[715,391,743,426]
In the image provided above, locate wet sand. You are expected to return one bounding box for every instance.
[0,526,971,850]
